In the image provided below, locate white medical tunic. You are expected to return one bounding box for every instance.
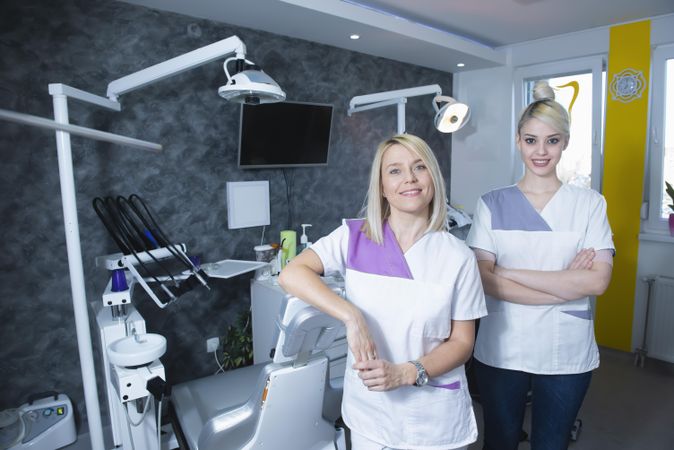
[466,184,615,375]
[312,219,487,449]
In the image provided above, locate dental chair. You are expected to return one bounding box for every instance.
[170,295,347,450]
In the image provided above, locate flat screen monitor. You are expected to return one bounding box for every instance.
[238,101,333,169]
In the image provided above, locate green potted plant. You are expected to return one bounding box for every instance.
[667,181,674,236]
[219,310,254,370]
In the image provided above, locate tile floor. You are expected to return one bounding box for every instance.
[65,348,673,449]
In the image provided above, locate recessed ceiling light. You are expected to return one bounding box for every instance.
[350,34,360,40]
[457,63,465,68]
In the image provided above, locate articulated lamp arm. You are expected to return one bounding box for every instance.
[348,84,442,113]
[348,83,469,134]
[348,85,442,133]
[106,35,247,101]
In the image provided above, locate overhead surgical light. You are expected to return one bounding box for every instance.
[106,35,285,105]
[348,84,470,134]
[218,58,285,104]
[433,95,470,133]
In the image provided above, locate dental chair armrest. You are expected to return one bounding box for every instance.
[282,306,341,358]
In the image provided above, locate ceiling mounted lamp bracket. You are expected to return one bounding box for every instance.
[106,35,285,106]
[348,84,469,134]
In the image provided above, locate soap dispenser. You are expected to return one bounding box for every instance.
[299,224,313,252]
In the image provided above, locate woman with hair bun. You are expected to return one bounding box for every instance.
[466,81,615,449]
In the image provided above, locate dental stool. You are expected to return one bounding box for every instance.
[170,296,346,450]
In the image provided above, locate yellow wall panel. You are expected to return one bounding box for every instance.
[596,20,651,351]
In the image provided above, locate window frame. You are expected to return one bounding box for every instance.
[513,56,605,192]
[644,44,674,234]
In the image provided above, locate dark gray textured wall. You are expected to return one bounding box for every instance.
[0,0,452,428]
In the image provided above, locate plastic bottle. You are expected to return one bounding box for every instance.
[280,230,297,269]
[299,224,313,252]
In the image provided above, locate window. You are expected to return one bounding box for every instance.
[645,44,674,233]
[526,73,594,188]
[514,56,605,192]
[664,61,674,218]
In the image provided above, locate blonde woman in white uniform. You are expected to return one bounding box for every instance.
[280,134,487,450]
[466,81,614,450]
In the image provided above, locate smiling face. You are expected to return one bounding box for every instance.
[516,117,568,179]
[380,143,435,219]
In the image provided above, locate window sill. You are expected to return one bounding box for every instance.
[639,232,674,244]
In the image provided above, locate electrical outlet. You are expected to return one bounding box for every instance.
[206,337,219,353]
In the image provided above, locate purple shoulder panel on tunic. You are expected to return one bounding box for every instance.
[346,219,414,279]
[482,186,552,232]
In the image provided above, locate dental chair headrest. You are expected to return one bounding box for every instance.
[281,306,341,358]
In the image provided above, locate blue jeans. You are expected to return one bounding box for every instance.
[473,359,592,450]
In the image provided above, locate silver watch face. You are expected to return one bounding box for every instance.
[416,370,429,386]
[411,360,428,386]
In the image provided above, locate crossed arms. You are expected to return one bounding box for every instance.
[476,248,613,305]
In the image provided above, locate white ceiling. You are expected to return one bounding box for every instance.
[119,0,674,72]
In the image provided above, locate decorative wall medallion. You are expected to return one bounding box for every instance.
[609,68,646,103]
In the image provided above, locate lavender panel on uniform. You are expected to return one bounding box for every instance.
[482,186,552,232]
[561,310,593,320]
[346,219,413,279]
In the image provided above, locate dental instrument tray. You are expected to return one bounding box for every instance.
[200,259,267,279]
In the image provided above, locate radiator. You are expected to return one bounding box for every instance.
[640,276,674,364]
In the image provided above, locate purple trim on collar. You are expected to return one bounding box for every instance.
[482,186,552,232]
[345,219,414,279]
[562,310,593,320]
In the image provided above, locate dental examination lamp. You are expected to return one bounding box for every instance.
[0,35,285,450]
[106,35,285,105]
[348,84,470,134]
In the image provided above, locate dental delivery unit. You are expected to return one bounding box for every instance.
[92,194,347,450]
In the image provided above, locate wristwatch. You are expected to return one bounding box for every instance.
[409,360,428,387]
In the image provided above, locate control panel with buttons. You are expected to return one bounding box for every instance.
[22,403,69,441]
[3,393,76,450]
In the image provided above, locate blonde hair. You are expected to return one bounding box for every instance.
[361,134,448,244]
[517,80,570,141]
